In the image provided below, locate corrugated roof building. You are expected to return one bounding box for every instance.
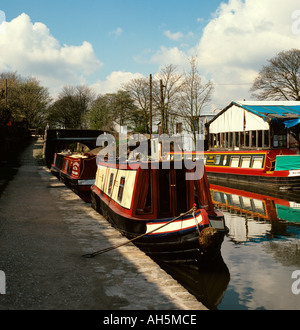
[207,101,300,150]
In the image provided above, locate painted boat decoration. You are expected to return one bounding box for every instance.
[51,150,97,202]
[90,158,228,262]
[205,101,300,190]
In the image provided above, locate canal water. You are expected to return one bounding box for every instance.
[159,183,300,310]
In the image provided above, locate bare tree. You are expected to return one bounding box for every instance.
[123,77,157,133]
[154,64,183,134]
[178,57,214,145]
[250,49,300,101]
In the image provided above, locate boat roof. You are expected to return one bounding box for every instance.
[235,100,300,119]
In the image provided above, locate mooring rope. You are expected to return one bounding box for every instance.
[82,206,196,258]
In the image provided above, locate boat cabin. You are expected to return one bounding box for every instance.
[93,159,215,220]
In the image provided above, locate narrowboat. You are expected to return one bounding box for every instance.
[90,157,228,262]
[205,101,300,190]
[51,150,97,202]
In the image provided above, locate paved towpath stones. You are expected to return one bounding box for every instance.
[0,139,207,310]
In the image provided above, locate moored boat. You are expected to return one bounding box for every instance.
[90,157,228,262]
[51,150,97,202]
[205,101,300,190]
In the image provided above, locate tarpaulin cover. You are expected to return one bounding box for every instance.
[275,155,300,171]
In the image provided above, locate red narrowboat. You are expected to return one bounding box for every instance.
[206,101,300,190]
[51,151,97,202]
[90,158,228,262]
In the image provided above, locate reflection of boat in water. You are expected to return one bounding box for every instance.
[210,183,300,222]
[210,182,300,243]
[156,252,230,310]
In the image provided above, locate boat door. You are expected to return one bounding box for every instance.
[158,169,187,217]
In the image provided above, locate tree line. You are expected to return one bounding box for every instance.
[1,49,300,137]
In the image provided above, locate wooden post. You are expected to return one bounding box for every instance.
[149,74,152,138]
[160,80,165,134]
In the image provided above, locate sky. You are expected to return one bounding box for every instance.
[0,0,300,113]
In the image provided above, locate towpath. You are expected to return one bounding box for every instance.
[0,138,207,310]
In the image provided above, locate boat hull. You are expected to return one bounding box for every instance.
[91,187,227,262]
[206,170,300,191]
[203,149,300,190]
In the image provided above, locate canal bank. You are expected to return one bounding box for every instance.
[0,138,207,310]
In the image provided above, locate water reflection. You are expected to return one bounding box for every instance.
[210,182,300,310]
[156,182,300,310]
[157,253,230,310]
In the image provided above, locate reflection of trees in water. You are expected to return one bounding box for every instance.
[263,242,300,268]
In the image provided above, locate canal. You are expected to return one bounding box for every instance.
[158,183,300,310]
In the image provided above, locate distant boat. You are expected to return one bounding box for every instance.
[51,149,99,202]
[204,101,300,190]
[90,157,228,263]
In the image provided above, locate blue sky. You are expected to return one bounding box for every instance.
[2,0,221,77]
[0,0,299,110]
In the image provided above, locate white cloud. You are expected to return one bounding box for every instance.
[164,30,183,41]
[150,46,188,67]
[0,13,103,95]
[193,0,300,108]
[91,71,145,95]
[147,0,300,110]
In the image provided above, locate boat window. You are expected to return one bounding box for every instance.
[252,156,264,169]
[64,159,69,171]
[117,177,125,202]
[108,173,114,195]
[241,156,251,168]
[230,156,240,168]
[214,155,221,165]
